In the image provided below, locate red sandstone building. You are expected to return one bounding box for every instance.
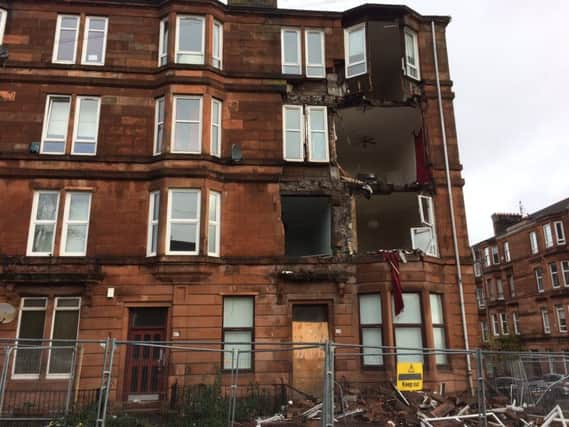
[472,199,569,356]
[0,0,476,407]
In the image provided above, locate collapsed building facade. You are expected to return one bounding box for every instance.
[0,0,477,408]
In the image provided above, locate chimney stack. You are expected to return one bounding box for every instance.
[228,0,277,8]
[491,213,523,235]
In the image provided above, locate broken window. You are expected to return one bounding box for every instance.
[281,196,331,256]
[358,294,383,366]
[212,20,223,69]
[411,195,438,256]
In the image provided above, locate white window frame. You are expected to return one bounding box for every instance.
[530,231,539,254]
[499,312,509,335]
[153,97,165,156]
[491,314,499,337]
[550,262,560,289]
[46,297,81,379]
[175,15,205,65]
[282,105,304,162]
[60,192,92,256]
[210,98,222,158]
[212,20,223,70]
[306,105,329,162]
[0,8,7,45]
[223,296,254,370]
[491,246,499,264]
[81,16,108,66]
[40,95,71,155]
[403,27,420,80]
[480,321,488,342]
[158,17,168,66]
[556,305,568,333]
[555,221,566,245]
[476,288,486,309]
[166,189,201,255]
[504,241,511,263]
[207,191,221,257]
[359,293,383,366]
[52,15,79,64]
[171,95,203,154]
[304,29,325,78]
[344,23,367,78]
[280,27,301,75]
[513,312,520,335]
[12,298,48,380]
[542,308,551,334]
[411,195,438,257]
[483,247,491,267]
[430,293,447,365]
[508,274,516,297]
[562,260,569,287]
[496,279,504,300]
[26,191,60,256]
[147,191,160,257]
[71,96,101,156]
[536,267,544,293]
[543,223,554,248]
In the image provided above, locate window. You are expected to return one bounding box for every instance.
[504,241,511,263]
[411,195,438,257]
[542,308,551,334]
[281,28,301,74]
[60,192,92,256]
[52,15,79,64]
[212,20,223,69]
[484,247,491,267]
[306,106,329,162]
[47,298,81,378]
[499,312,509,335]
[404,27,420,80]
[491,314,499,336]
[556,305,567,333]
[480,321,488,342]
[13,298,48,379]
[491,246,499,264]
[496,279,504,300]
[27,191,60,256]
[555,221,566,245]
[487,278,495,301]
[562,261,569,287]
[282,105,329,163]
[176,15,205,64]
[81,17,108,65]
[154,97,165,155]
[207,191,221,257]
[147,191,160,256]
[172,96,202,153]
[476,288,486,309]
[536,267,544,293]
[543,223,554,248]
[393,294,423,363]
[359,294,383,366]
[513,312,520,335]
[71,97,101,155]
[210,98,222,158]
[550,262,560,289]
[344,24,366,78]
[508,274,516,297]
[166,189,200,255]
[305,29,325,78]
[474,261,482,277]
[158,18,168,66]
[223,297,253,370]
[430,294,447,365]
[41,95,71,154]
[0,8,7,45]
[530,231,539,254]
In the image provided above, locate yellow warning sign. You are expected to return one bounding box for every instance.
[396,362,423,391]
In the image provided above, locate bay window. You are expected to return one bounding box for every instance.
[166,189,201,255]
[158,18,168,66]
[212,20,223,69]
[210,98,222,157]
[154,97,165,155]
[172,96,202,153]
[176,16,205,64]
[430,294,447,365]
[207,191,221,257]
[147,191,160,256]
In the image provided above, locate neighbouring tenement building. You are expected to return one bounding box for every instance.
[472,199,569,357]
[0,0,476,409]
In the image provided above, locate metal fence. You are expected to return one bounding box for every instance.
[0,340,568,426]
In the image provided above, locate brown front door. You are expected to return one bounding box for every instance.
[292,304,329,397]
[124,308,168,401]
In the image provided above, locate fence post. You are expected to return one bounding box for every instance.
[476,348,487,427]
[226,348,238,427]
[96,338,116,427]
[321,341,335,427]
[0,346,13,417]
[64,342,79,419]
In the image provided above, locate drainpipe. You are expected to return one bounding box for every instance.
[431,21,474,393]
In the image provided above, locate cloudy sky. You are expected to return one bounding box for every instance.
[281,0,569,244]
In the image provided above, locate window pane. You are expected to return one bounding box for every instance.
[223,297,253,328]
[348,28,364,62]
[50,310,79,374]
[307,65,325,76]
[23,298,47,308]
[73,142,95,154]
[176,98,200,121]
[285,131,301,159]
[411,227,434,254]
[208,224,217,254]
[309,109,325,131]
[405,32,416,66]
[362,328,383,365]
[69,193,90,220]
[65,224,87,253]
[347,63,365,77]
[212,101,220,123]
[310,132,327,161]
[283,64,300,74]
[285,108,301,129]
[46,98,70,140]
[171,192,198,219]
[76,99,98,141]
[211,126,219,154]
[359,294,381,325]
[56,298,80,308]
[32,224,55,253]
[307,32,323,64]
[152,193,160,220]
[86,31,104,62]
[37,193,58,220]
[209,194,218,221]
[395,327,423,363]
[89,17,106,31]
[61,16,78,28]
[283,31,299,64]
[393,294,421,324]
[174,123,200,152]
[178,17,203,53]
[15,310,45,375]
[433,327,447,365]
[57,28,77,61]
[430,294,444,324]
[169,223,197,252]
[224,331,252,370]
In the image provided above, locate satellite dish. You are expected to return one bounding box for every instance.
[0,303,17,324]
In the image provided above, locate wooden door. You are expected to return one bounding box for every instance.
[124,308,167,401]
[292,304,329,397]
